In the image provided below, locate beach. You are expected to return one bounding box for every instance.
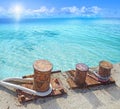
[0,0,120,108]
[0,63,120,109]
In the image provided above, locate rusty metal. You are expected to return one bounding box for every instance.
[33,60,53,92]
[99,61,113,77]
[75,63,89,85]
[16,78,66,103]
[22,70,61,79]
[67,70,115,89]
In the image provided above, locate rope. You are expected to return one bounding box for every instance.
[89,69,110,82]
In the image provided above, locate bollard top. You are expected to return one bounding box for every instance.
[76,63,89,72]
[33,60,53,72]
[99,61,113,69]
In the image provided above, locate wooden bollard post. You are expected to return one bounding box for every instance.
[99,61,113,77]
[75,63,89,85]
[33,60,53,92]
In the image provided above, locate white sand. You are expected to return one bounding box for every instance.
[0,63,120,109]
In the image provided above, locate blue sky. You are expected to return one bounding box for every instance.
[0,0,120,18]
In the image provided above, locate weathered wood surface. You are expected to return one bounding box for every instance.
[66,70,115,89]
[22,70,61,78]
[16,69,115,103]
[16,78,67,103]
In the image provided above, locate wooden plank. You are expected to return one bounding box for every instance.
[22,70,61,78]
[67,78,77,89]
[16,78,66,103]
[66,70,115,89]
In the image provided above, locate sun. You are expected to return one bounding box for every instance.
[14,5,23,14]
[13,5,23,21]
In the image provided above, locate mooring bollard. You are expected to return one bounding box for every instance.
[33,60,53,92]
[99,61,113,77]
[75,63,89,85]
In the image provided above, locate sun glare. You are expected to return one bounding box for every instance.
[13,5,23,21]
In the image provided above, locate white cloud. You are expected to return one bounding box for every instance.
[90,6,101,14]
[49,7,55,13]
[0,6,102,18]
[0,6,6,12]
[0,7,2,10]
[0,6,6,16]
[0,7,3,12]
[60,6,101,17]
[26,6,55,14]
[61,6,79,14]
[32,6,48,13]
[80,6,87,13]
[24,6,56,18]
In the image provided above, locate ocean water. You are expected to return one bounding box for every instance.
[0,18,120,79]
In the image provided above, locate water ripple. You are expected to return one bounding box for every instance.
[0,18,120,79]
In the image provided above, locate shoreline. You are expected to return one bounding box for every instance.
[0,63,120,109]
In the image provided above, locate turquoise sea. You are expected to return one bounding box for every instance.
[0,18,120,79]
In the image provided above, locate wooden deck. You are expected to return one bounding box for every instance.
[16,69,115,103]
[16,71,67,103]
[66,70,115,89]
